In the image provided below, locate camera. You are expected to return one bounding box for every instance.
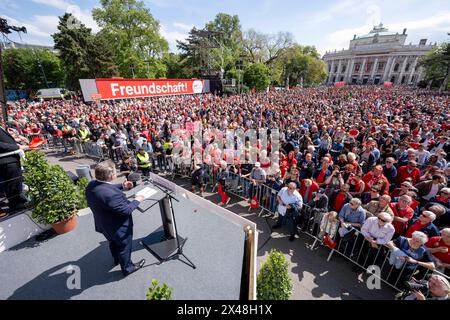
[404,279,428,293]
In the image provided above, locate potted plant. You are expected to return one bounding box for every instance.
[257,249,293,300]
[146,279,173,300]
[23,150,86,234]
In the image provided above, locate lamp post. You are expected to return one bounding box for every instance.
[0,17,27,124]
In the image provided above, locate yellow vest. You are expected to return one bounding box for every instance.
[163,142,170,151]
[79,129,90,142]
[136,152,150,168]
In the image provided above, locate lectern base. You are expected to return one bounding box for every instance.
[141,230,186,261]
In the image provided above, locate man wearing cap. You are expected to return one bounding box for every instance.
[247,162,267,202]
[397,160,421,186]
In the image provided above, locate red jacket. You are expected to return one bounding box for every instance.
[362,171,389,193]
[396,166,420,185]
[299,180,319,202]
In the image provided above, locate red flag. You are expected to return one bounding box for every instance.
[250,195,260,209]
[323,234,336,249]
[28,137,47,149]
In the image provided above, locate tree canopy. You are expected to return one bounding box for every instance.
[92,0,168,78]
[419,42,450,92]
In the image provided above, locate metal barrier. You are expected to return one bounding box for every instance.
[169,163,450,293]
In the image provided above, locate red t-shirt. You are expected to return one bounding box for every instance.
[316,170,327,184]
[390,203,414,234]
[397,166,420,185]
[333,192,347,212]
[426,237,450,264]
[406,221,428,238]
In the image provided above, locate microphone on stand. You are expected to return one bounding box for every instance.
[127,172,142,188]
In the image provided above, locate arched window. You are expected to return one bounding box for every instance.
[394,63,400,72]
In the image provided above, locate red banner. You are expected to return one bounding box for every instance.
[95,78,205,100]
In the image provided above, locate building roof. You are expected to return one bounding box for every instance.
[357,23,399,39]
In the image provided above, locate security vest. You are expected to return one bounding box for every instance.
[136,152,150,168]
[163,141,170,151]
[79,129,90,142]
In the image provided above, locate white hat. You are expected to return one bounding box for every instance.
[255,162,261,168]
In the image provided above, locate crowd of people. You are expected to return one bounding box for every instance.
[3,86,450,297]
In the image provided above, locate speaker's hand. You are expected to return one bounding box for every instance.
[135,195,145,202]
[122,180,134,190]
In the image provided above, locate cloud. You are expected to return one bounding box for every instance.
[1,15,55,39]
[173,22,193,31]
[31,0,72,10]
[304,0,369,25]
[388,11,450,31]
[31,0,99,32]
[160,24,190,51]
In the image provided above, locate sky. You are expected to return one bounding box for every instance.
[1,0,450,56]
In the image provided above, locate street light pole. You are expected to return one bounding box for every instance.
[0,44,7,124]
[0,17,27,124]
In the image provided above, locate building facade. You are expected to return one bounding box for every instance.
[1,41,56,53]
[323,24,436,86]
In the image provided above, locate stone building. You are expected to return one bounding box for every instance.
[323,24,437,85]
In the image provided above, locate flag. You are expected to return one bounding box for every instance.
[250,195,260,209]
[28,137,47,149]
[323,234,336,249]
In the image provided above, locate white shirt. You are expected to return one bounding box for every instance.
[277,187,303,216]
[361,217,395,245]
[423,183,440,201]
[415,150,430,165]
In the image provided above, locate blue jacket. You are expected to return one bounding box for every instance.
[407,218,440,238]
[86,180,141,241]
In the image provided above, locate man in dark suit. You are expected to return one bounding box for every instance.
[86,160,146,276]
[0,125,29,213]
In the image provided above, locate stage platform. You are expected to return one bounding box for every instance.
[0,180,255,300]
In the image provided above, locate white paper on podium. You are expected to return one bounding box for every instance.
[135,187,158,199]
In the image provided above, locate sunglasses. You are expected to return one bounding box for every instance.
[378,217,388,223]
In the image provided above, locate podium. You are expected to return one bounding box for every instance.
[125,178,196,269]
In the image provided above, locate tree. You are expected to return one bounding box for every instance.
[177,13,243,78]
[53,14,118,90]
[92,0,169,78]
[243,63,270,91]
[162,53,190,79]
[419,42,450,92]
[304,57,327,86]
[2,48,64,91]
[278,44,325,87]
[242,30,294,65]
